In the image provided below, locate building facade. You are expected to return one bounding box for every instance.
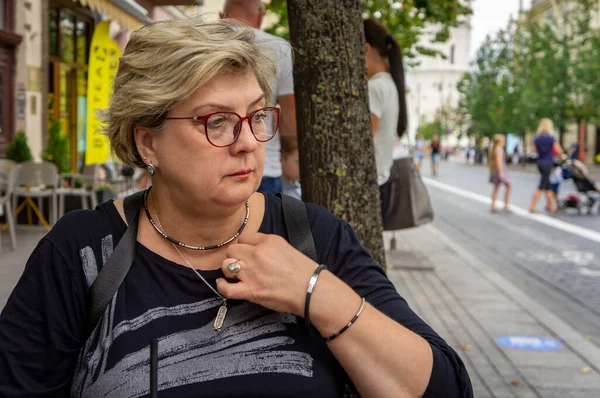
[406,20,472,145]
[0,0,22,156]
[0,0,200,169]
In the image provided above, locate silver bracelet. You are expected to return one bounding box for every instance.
[304,264,328,332]
[324,297,366,342]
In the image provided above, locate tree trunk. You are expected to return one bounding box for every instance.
[287,0,386,268]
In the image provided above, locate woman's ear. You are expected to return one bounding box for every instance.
[365,43,372,56]
[133,126,157,166]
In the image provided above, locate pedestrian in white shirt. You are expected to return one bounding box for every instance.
[364,18,407,219]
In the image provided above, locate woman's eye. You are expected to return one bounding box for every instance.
[253,113,267,123]
[207,118,225,129]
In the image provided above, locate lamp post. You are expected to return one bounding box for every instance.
[416,83,422,139]
[435,80,444,133]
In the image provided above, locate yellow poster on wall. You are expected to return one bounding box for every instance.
[85,21,122,165]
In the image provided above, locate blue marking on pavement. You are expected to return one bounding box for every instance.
[496,335,562,351]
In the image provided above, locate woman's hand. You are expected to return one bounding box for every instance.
[216,233,318,317]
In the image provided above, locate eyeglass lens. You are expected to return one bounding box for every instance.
[207,109,278,146]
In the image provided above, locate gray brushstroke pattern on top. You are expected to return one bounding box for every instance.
[79,234,113,287]
[72,244,313,397]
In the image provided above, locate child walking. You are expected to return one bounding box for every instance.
[489,134,512,213]
[549,161,564,211]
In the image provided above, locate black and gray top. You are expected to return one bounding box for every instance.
[0,194,471,397]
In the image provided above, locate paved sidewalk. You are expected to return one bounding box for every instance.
[384,225,600,398]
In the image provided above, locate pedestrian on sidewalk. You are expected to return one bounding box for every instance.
[414,134,426,172]
[488,134,512,213]
[222,0,296,195]
[0,19,472,397]
[549,162,564,209]
[364,18,408,219]
[529,118,564,214]
[429,134,442,176]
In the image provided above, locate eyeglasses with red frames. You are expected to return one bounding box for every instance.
[165,107,280,148]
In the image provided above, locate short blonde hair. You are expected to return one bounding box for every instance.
[104,18,277,168]
[537,118,554,134]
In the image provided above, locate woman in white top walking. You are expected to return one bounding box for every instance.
[364,18,407,219]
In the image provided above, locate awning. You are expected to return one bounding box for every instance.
[78,0,148,30]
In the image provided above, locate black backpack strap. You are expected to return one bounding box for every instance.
[85,190,145,336]
[277,193,317,262]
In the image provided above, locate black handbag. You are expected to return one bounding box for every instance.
[382,157,434,231]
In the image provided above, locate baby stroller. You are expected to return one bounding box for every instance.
[558,159,600,215]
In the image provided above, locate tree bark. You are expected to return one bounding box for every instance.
[287,0,386,268]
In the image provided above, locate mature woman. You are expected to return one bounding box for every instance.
[0,19,471,397]
[529,118,564,214]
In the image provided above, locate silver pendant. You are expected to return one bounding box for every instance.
[214,302,227,330]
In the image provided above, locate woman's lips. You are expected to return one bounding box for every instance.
[228,169,252,178]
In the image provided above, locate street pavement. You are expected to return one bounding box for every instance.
[436,158,600,232]
[2,164,600,396]
[387,158,600,396]
[386,223,600,398]
[419,159,600,347]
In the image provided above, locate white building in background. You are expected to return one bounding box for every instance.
[406,19,472,146]
[199,0,225,19]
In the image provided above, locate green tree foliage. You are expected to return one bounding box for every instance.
[265,0,472,60]
[5,132,33,163]
[42,120,70,174]
[419,100,468,140]
[417,118,442,140]
[568,11,600,123]
[459,0,600,139]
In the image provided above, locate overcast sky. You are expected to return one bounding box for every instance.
[470,0,532,59]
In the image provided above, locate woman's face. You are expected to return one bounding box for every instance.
[364,43,383,77]
[364,43,374,73]
[149,71,267,207]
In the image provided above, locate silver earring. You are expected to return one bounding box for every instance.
[147,164,156,176]
[143,156,147,160]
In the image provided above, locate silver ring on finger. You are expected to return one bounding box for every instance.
[227,260,242,275]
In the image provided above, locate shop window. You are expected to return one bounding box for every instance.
[48,62,56,119]
[76,18,87,65]
[60,12,75,62]
[48,7,92,171]
[49,9,58,56]
[59,66,70,134]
